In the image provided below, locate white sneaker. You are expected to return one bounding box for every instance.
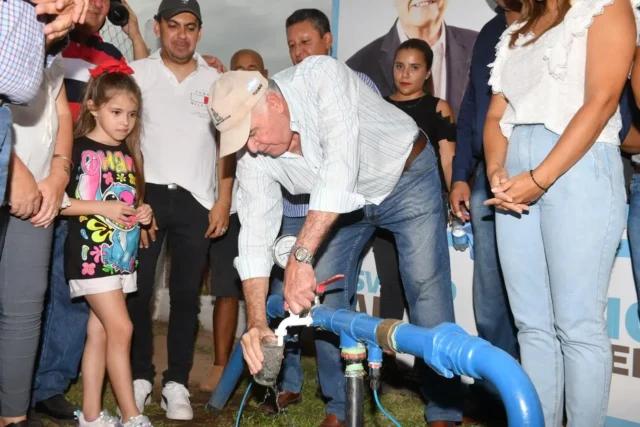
[160,382,193,420]
[133,379,153,414]
[121,414,153,427]
[75,410,122,426]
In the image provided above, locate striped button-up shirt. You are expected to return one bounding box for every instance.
[282,69,382,218]
[0,0,58,104]
[235,56,419,280]
[62,33,123,121]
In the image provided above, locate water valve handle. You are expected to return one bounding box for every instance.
[316,274,345,297]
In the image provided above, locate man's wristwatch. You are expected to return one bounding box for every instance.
[290,245,314,264]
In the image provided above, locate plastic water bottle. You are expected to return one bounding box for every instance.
[451,217,469,252]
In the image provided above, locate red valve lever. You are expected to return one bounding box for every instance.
[316,274,345,296]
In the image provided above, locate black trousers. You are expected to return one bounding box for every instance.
[373,229,406,320]
[208,213,242,298]
[128,184,211,387]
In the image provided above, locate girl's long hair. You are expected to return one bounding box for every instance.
[510,0,571,47]
[74,72,146,206]
[394,38,435,96]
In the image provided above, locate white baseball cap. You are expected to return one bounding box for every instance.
[208,71,268,158]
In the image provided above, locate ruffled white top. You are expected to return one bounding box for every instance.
[488,0,640,145]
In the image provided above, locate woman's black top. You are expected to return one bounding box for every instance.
[385,94,456,194]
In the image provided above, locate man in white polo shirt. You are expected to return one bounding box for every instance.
[125,0,233,420]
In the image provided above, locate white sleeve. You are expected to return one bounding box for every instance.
[233,154,283,280]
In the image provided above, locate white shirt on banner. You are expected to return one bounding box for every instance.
[234,56,419,280]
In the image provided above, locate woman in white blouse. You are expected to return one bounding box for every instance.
[483,0,637,426]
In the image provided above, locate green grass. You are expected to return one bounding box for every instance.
[56,354,502,427]
[231,357,428,427]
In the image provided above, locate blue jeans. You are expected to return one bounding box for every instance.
[496,125,626,427]
[32,220,90,403]
[0,107,12,204]
[270,215,361,419]
[469,162,519,365]
[627,173,640,318]
[273,144,461,423]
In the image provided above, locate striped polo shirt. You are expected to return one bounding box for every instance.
[282,69,381,218]
[62,33,123,122]
[235,56,418,280]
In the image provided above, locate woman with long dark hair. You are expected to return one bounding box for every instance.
[375,37,457,324]
[484,0,637,425]
[386,38,456,193]
[374,39,461,426]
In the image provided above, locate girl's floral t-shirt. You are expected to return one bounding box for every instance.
[65,136,140,280]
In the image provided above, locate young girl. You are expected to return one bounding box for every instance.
[61,59,153,427]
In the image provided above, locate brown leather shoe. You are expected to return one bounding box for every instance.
[319,414,346,427]
[261,390,302,415]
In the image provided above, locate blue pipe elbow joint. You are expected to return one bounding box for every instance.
[394,322,470,378]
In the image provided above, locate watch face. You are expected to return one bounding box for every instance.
[272,234,297,268]
[294,247,309,261]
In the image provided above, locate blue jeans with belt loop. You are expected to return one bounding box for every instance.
[495,125,626,427]
[273,143,461,423]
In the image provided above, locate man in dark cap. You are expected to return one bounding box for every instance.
[125,0,234,420]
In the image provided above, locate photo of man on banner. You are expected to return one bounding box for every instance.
[346,0,477,117]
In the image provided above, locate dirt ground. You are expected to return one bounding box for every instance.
[144,323,241,426]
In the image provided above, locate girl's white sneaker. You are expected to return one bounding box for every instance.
[121,415,153,427]
[75,410,122,426]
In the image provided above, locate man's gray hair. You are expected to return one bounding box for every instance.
[266,79,281,96]
[256,79,283,111]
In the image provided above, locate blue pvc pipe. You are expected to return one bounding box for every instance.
[463,343,542,427]
[393,322,543,426]
[311,306,383,346]
[312,306,543,427]
[207,336,246,411]
[209,296,544,427]
[266,294,286,319]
